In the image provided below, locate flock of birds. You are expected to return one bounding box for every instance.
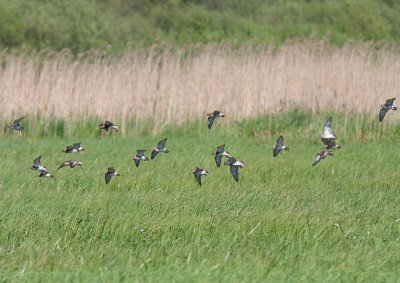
[5,98,398,185]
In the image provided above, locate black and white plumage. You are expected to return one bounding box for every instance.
[7,117,26,136]
[57,160,84,170]
[214,144,231,167]
[312,150,333,166]
[30,156,48,172]
[151,138,169,159]
[99,121,119,133]
[207,111,225,130]
[63,142,85,153]
[38,169,54,178]
[379,98,397,122]
[224,157,245,182]
[104,167,120,184]
[273,136,289,157]
[193,167,209,186]
[133,149,149,167]
[321,117,341,150]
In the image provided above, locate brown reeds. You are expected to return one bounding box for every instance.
[1,41,400,132]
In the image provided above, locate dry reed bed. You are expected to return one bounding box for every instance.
[1,42,400,130]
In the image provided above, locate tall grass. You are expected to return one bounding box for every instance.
[1,42,400,136]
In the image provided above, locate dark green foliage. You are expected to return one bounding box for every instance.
[1,0,400,53]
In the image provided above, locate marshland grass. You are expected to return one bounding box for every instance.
[0,116,400,282]
[1,42,400,135]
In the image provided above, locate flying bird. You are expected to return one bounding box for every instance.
[30,156,48,172]
[224,157,245,182]
[213,144,231,167]
[38,169,54,178]
[273,136,289,157]
[151,138,169,159]
[98,121,119,133]
[133,149,149,167]
[321,117,341,150]
[312,150,333,166]
[193,167,209,186]
[7,117,26,136]
[62,142,85,153]
[207,111,225,129]
[104,167,121,184]
[57,160,84,171]
[379,98,397,122]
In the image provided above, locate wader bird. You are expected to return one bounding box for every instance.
[193,167,209,186]
[151,138,169,159]
[273,136,289,157]
[7,117,26,136]
[379,98,397,122]
[207,111,225,129]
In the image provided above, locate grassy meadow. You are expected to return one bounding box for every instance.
[1,113,400,282]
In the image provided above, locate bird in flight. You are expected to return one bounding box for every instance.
[104,167,121,184]
[224,157,245,182]
[98,121,119,133]
[273,136,289,157]
[213,144,232,167]
[207,111,225,129]
[62,142,85,153]
[7,117,26,136]
[312,150,333,166]
[321,117,341,150]
[151,138,169,159]
[193,167,209,186]
[133,149,149,167]
[57,160,84,171]
[379,98,397,122]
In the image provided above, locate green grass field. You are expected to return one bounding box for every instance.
[1,115,399,282]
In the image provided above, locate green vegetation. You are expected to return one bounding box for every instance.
[1,113,400,281]
[1,0,400,53]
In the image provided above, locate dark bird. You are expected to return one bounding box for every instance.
[214,144,232,167]
[98,121,119,133]
[151,138,169,159]
[133,149,149,167]
[57,160,84,171]
[105,167,120,184]
[321,117,341,150]
[193,167,209,186]
[7,117,26,136]
[38,169,54,178]
[312,150,333,166]
[62,142,85,153]
[207,111,225,129]
[224,157,245,182]
[30,156,48,172]
[273,136,289,157]
[379,98,397,122]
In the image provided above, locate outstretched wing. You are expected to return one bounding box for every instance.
[385,98,396,107]
[216,145,225,154]
[105,121,114,126]
[134,158,141,167]
[215,155,222,167]
[151,150,159,159]
[105,173,112,184]
[194,173,202,185]
[323,117,333,136]
[273,146,281,157]
[157,138,167,149]
[207,116,215,129]
[13,117,25,127]
[379,107,389,122]
[312,154,322,166]
[230,166,239,182]
[33,156,41,166]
